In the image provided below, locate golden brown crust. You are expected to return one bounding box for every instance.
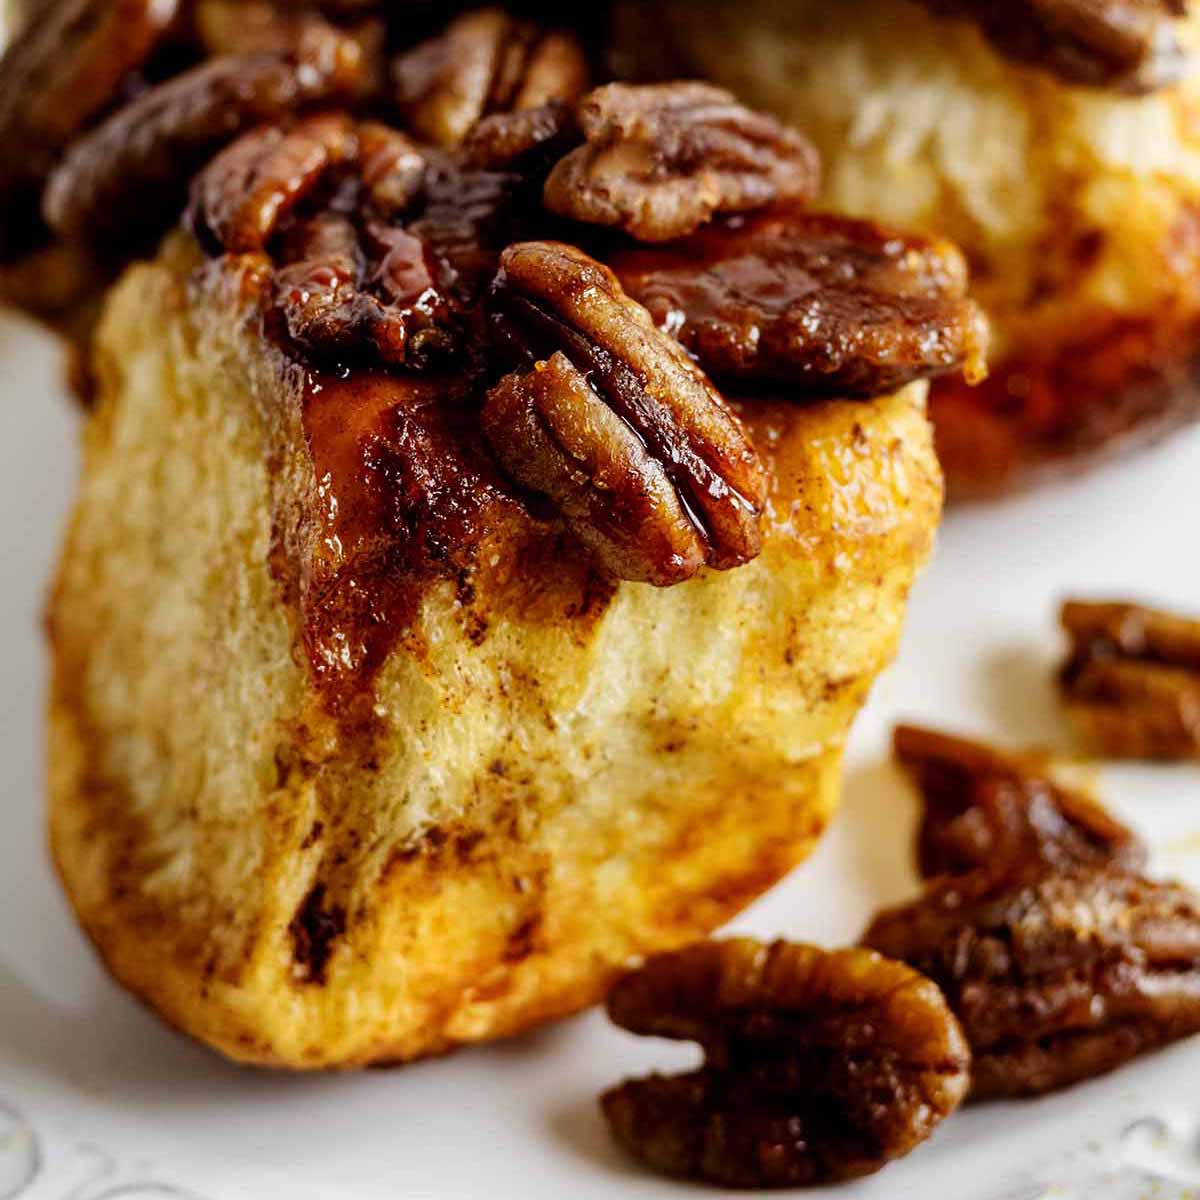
[47,234,942,1067]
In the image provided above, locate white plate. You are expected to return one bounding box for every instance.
[3,309,1200,1200]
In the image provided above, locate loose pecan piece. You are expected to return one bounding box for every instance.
[863,866,1200,1098]
[485,240,765,582]
[1059,600,1200,760]
[895,724,1146,880]
[612,209,989,398]
[392,7,589,149]
[917,0,1190,94]
[602,939,970,1187]
[42,26,366,248]
[543,82,820,244]
[0,0,178,253]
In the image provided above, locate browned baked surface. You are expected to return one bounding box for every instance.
[24,3,969,1066]
[47,233,943,1066]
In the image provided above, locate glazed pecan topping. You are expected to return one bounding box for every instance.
[42,23,367,248]
[192,116,466,368]
[1059,599,1200,760]
[485,240,766,581]
[917,0,1190,93]
[392,7,589,149]
[461,100,578,171]
[863,866,1200,1098]
[612,209,989,398]
[543,82,820,244]
[192,115,422,253]
[895,725,1147,879]
[192,114,360,254]
[0,0,178,253]
[484,353,710,584]
[602,939,970,1187]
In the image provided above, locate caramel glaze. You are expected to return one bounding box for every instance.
[195,207,935,727]
[610,210,986,400]
[288,361,616,727]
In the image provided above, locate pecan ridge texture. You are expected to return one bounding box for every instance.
[544,81,820,243]
[601,938,970,1187]
[484,240,766,583]
[863,865,1200,1099]
[865,722,1200,1099]
[392,6,589,149]
[612,207,989,397]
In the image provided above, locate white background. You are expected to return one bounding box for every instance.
[2,310,1199,1198]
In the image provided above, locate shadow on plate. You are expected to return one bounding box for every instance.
[977,643,1071,751]
[545,1093,650,1184]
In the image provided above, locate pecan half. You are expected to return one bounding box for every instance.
[917,0,1190,94]
[1059,600,1200,760]
[0,0,178,253]
[191,115,423,252]
[863,866,1200,1098]
[543,82,820,244]
[895,724,1146,880]
[485,240,765,582]
[42,27,366,249]
[601,939,970,1187]
[612,209,989,398]
[392,7,589,149]
[191,113,360,254]
[483,353,708,584]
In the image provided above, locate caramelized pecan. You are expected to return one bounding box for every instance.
[392,7,589,149]
[191,115,423,253]
[895,724,1146,880]
[0,0,178,253]
[192,117,457,368]
[485,240,765,582]
[483,353,708,584]
[612,209,989,397]
[461,100,578,171]
[602,939,970,1187]
[42,28,365,248]
[191,113,360,254]
[543,82,820,243]
[917,0,1190,93]
[1059,600,1200,760]
[863,866,1200,1098]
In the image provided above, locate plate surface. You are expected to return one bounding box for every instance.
[2,310,1200,1200]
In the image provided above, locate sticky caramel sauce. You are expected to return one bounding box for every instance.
[292,364,523,713]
